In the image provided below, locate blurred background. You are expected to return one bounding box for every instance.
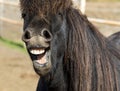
[0,0,120,91]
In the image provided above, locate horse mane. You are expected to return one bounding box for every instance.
[64,7,119,91]
[20,0,72,16]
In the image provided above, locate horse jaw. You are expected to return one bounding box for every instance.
[28,48,52,76]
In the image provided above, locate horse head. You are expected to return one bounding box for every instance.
[20,0,70,76]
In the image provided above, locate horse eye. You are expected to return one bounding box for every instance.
[58,12,63,20]
[22,13,26,19]
[58,12,63,17]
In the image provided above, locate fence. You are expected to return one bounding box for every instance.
[0,1,21,24]
[0,0,120,39]
[75,0,120,26]
[1,0,120,26]
[0,0,22,42]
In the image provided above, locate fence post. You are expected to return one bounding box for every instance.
[0,0,4,37]
[72,0,86,14]
[80,0,86,14]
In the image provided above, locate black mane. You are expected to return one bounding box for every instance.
[65,8,120,91]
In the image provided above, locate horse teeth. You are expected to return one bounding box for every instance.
[30,49,45,55]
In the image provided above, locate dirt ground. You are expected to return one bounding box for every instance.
[0,2,120,91]
[0,42,39,91]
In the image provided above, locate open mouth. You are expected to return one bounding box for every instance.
[30,48,47,64]
[27,46,52,76]
[28,47,50,67]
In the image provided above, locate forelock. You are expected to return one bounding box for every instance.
[20,0,73,15]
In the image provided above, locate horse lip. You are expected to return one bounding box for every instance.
[33,60,49,68]
[28,48,51,75]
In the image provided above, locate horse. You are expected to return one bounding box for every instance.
[19,0,120,91]
[108,32,120,50]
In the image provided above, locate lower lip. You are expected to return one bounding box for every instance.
[33,61,48,68]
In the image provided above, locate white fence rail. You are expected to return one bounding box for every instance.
[0,1,120,26]
[88,18,120,26]
[79,0,120,26]
[0,17,22,25]
[0,1,21,25]
[0,1,18,6]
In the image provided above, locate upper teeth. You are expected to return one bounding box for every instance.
[30,49,45,55]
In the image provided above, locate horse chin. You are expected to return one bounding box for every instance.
[28,48,52,76]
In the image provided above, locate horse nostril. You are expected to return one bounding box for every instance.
[22,30,31,42]
[41,29,52,41]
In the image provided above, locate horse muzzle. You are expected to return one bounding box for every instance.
[22,28,52,76]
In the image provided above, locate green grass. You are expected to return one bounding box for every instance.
[0,37,26,53]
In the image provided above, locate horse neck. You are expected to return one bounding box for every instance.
[38,62,67,91]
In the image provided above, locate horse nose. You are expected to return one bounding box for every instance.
[22,28,52,43]
[41,29,52,42]
[22,29,32,42]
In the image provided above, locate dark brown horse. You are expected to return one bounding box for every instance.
[19,0,120,91]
